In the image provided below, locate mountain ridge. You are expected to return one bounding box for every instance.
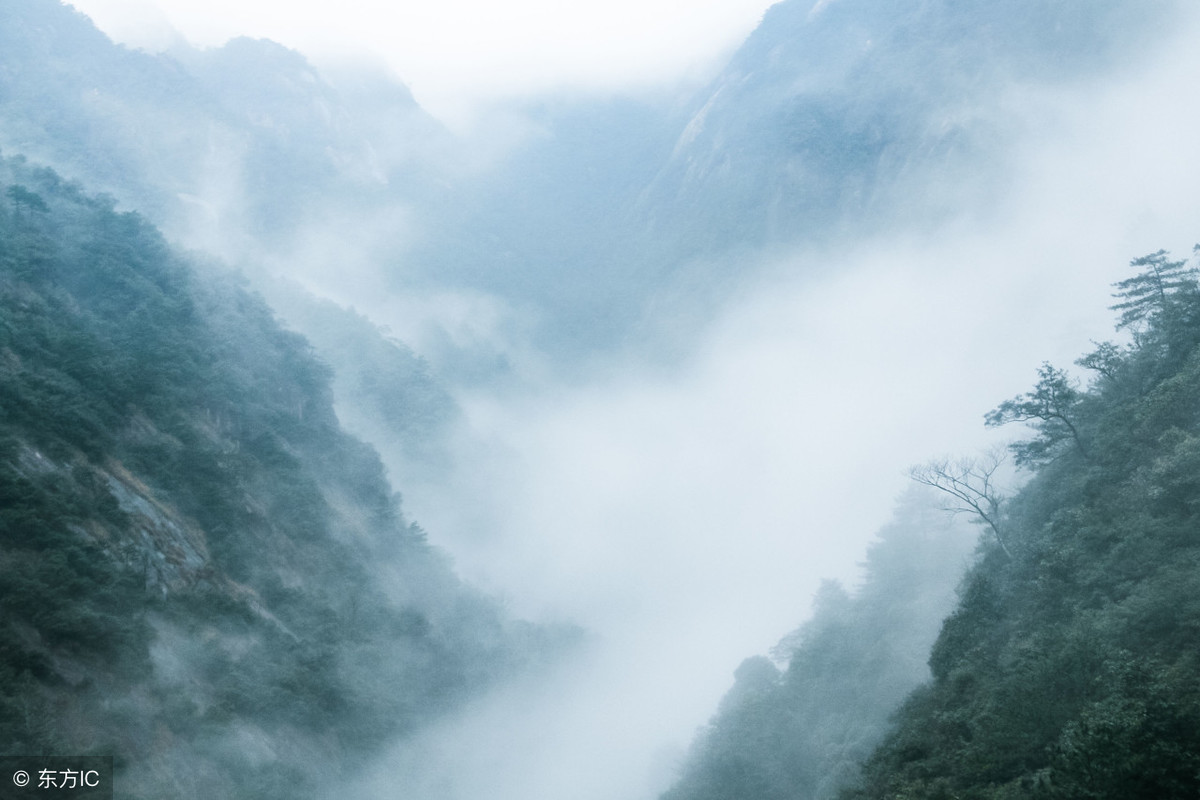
[0,154,566,797]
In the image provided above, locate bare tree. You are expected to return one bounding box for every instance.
[909,449,1011,558]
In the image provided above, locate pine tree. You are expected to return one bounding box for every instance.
[1110,249,1199,341]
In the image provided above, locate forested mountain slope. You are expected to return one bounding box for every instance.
[660,493,976,800]
[0,0,465,459]
[0,155,559,798]
[261,281,460,484]
[662,248,1200,800]
[839,250,1200,797]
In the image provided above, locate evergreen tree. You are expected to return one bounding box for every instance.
[1110,248,1199,336]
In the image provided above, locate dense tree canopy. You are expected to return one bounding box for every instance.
[844,249,1200,799]
[0,154,564,798]
[661,493,976,800]
[663,247,1200,800]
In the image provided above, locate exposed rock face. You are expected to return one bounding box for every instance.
[102,462,211,595]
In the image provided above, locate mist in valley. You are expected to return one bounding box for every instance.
[368,18,1200,797]
[5,0,1200,797]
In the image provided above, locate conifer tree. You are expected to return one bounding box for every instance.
[1110,249,1199,343]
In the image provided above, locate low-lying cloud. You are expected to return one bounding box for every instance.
[384,17,1200,799]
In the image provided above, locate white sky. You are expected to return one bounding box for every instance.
[68,0,778,123]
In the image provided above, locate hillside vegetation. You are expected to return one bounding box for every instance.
[664,247,1200,799]
[843,249,1200,797]
[660,493,976,800]
[0,154,560,798]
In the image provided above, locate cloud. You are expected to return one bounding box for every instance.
[381,11,1200,797]
[68,1,1200,795]
[69,0,776,126]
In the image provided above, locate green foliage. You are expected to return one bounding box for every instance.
[1042,657,1200,799]
[1111,249,1200,337]
[985,363,1088,465]
[0,154,555,794]
[261,281,459,474]
[6,184,49,215]
[845,248,1200,799]
[661,494,976,800]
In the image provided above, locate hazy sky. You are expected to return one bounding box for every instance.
[68,0,777,123]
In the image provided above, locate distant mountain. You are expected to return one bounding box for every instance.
[4,0,1183,363]
[0,0,444,251]
[636,0,1178,263]
[0,155,565,797]
[400,94,682,355]
[402,0,1186,356]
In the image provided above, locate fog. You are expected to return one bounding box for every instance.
[355,18,1200,798]
[17,0,1200,796]
[68,0,776,126]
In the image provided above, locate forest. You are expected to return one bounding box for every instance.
[0,155,568,797]
[663,250,1200,799]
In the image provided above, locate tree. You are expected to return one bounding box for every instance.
[6,184,49,217]
[1075,341,1124,383]
[1110,249,1200,348]
[909,450,1011,558]
[985,363,1088,465]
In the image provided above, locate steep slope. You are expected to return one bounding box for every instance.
[640,0,1180,256]
[261,280,460,484]
[9,0,1187,364]
[398,0,1188,357]
[660,245,1200,800]
[0,0,469,458]
[660,492,976,800]
[842,249,1200,798]
[0,156,559,798]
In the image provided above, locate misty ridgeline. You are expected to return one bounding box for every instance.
[3,0,1200,798]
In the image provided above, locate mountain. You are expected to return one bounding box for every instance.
[4,1,1200,797]
[664,247,1200,800]
[0,0,474,463]
[7,0,1185,364]
[0,0,445,253]
[630,0,1180,283]
[842,249,1200,797]
[0,155,565,798]
[660,491,976,800]
[395,0,1186,357]
[400,94,682,356]
[260,280,460,487]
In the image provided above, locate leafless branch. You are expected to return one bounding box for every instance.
[909,448,1011,558]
